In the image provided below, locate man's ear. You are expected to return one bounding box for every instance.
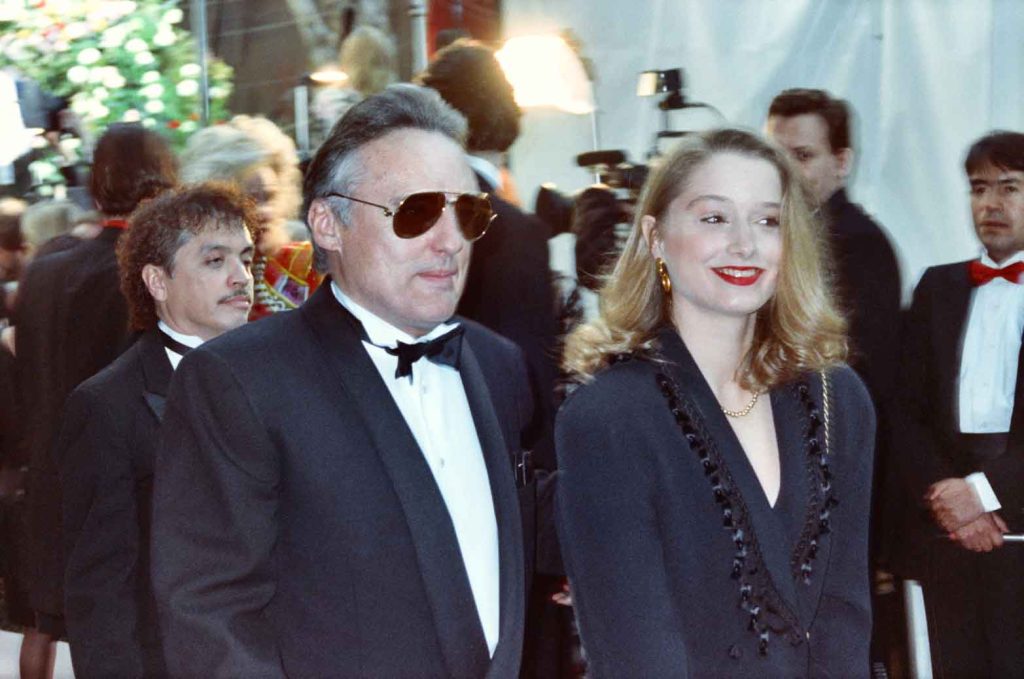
[640,215,660,258]
[142,263,169,303]
[836,147,853,181]
[308,199,343,257]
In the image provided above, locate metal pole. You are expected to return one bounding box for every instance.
[408,0,428,75]
[190,0,211,125]
[294,83,310,159]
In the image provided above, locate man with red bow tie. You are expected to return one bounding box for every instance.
[892,131,1024,677]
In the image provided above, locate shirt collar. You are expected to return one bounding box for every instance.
[466,154,501,193]
[979,249,1024,269]
[330,281,458,348]
[157,320,204,352]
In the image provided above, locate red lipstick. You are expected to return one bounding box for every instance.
[712,266,764,286]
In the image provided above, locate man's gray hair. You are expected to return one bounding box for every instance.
[303,84,469,271]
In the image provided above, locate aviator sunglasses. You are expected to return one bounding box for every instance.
[326,191,495,241]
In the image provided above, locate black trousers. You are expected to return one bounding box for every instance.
[923,538,1024,678]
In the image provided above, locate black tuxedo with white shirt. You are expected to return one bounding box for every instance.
[891,259,1024,677]
[151,282,532,678]
[57,327,175,678]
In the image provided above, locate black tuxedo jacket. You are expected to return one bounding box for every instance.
[890,261,1024,575]
[152,284,532,678]
[556,328,875,677]
[15,226,133,616]
[824,189,901,405]
[459,177,559,470]
[57,328,170,678]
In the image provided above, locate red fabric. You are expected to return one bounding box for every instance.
[967,259,1024,286]
[101,218,129,230]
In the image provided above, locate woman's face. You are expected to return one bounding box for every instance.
[241,164,288,255]
[644,151,783,324]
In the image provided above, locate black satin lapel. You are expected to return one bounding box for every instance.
[940,268,973,418]
[459,342,525,678]
[139,328,173,422]
[657,328,801,615]
[299,285,489,678]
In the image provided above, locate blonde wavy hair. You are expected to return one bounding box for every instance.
[564,128,847,391]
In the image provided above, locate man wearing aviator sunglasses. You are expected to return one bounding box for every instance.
[151,84,534,678]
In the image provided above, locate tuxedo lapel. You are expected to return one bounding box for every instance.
[657,329,803,620]
[935,265,973,420]
[458,341,525,678]
[299,285,490,678]
[139,328,173,422]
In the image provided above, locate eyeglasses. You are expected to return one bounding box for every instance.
[325,191,495,241]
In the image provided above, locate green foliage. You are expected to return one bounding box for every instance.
[0,0,233,149]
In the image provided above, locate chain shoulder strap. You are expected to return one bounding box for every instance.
[820,369,831,457]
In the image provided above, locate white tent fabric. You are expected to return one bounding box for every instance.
[503,0,1024,297]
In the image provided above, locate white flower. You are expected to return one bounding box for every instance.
[122,109,141,123]
[89,66,107,83]
[77,47,101,65]
[163,8,184,24]
[176,79,198,97]
[141,83,164,99]
[179,63,201,78]
[70,94,91,115]
[144,99,164,114]
[125,37,147,53]
[134,51,155,66]
[38,185,54,197]
[209,85,229,99]
[153,29,176,47]
[53,40,70,53]
[141,70,161,84]
[90,102,110,119]
[141,117,156,128]
[99,26,127,49]
[92,87,109,101]
[103,73,126,89]
[67,65,90,84]
[63,22,89,40]
[180,120,197,133]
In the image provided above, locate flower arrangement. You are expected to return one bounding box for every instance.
[0,0,233,148]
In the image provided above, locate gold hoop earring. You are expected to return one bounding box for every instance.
[656,258,672,296]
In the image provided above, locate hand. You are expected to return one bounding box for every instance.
[927,477,984,531]
[949,512,1007,552]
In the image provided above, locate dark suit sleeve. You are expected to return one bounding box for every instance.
[555,383,689,678]
[891,271,957,500]
[58,384,144,678]
[844,233,902,405]
[151,349,284,678]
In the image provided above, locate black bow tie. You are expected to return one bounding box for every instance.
[383,326,464,380]
[159,330,195,357]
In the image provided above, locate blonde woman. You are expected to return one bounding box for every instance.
[180,118,322,319]
[556,128,874,677]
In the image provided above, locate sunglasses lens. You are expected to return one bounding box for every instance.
[455,193,494,241]
[393,192,446,238]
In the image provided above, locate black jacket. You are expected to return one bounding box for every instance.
[57,328,171,678]
[556,328,875,677]
[889,261,1024,577]
[151,283,532,678]
[16,227,133,617]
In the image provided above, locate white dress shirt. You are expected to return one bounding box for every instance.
[331,282,500,656]
[957,250,1024,510]
[157,320,204,369]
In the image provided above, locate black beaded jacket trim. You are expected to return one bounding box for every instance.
[653,369,837,656]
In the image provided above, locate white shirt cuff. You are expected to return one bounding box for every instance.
[966,472,1002,512]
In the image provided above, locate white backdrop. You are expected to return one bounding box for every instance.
[502,0,1024,297]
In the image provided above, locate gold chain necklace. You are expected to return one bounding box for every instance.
[722,390,761,418]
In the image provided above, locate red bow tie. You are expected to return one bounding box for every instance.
[968,260,1024,286]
